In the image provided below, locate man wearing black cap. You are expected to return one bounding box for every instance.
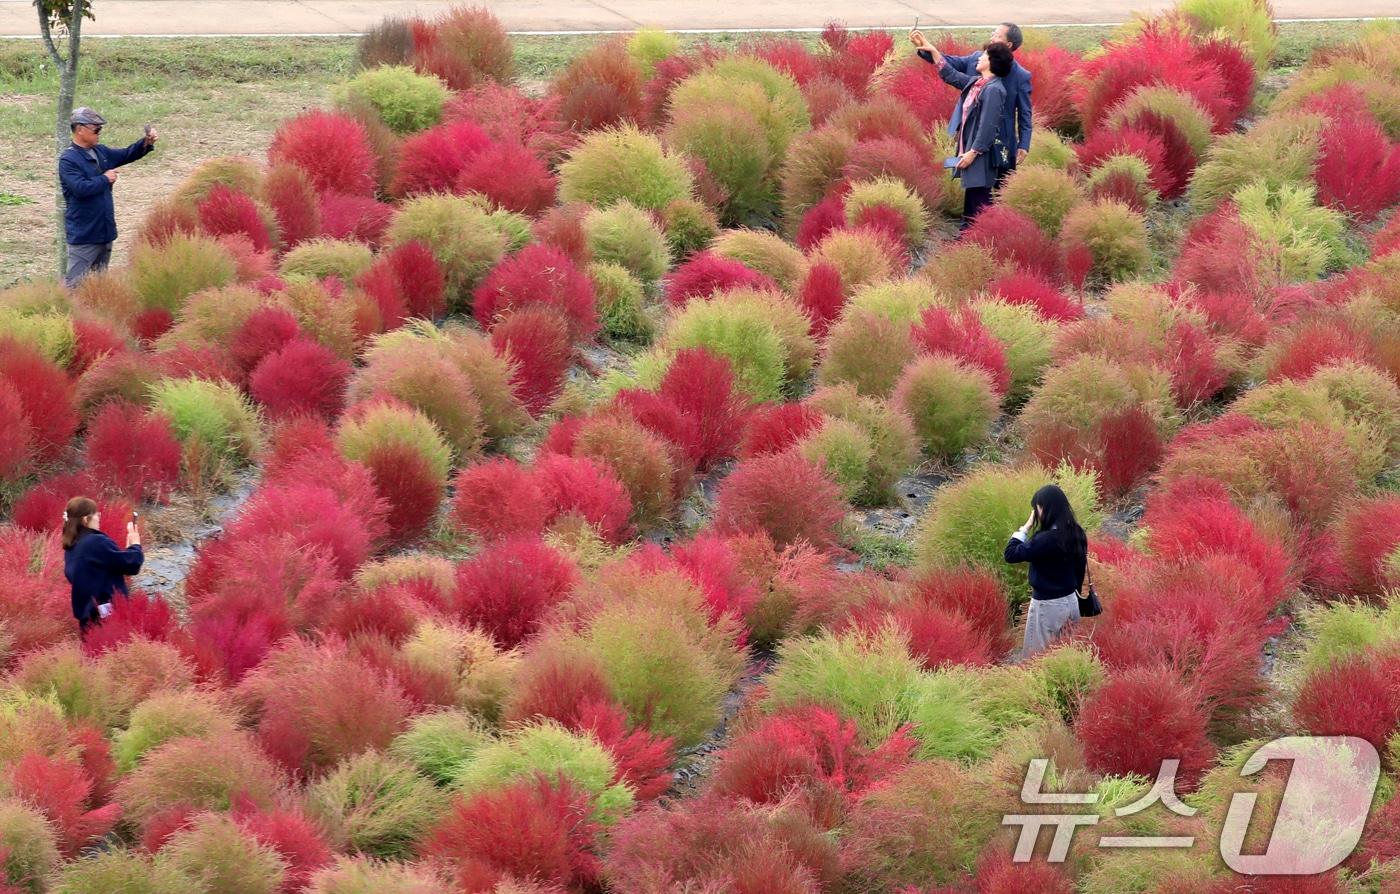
[59,107,158,286]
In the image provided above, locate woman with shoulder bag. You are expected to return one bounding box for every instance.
[62,496,143,635]
[911,35,1015,228]
[1003,484,1093,659]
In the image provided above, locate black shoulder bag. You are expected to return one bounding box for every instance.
[1078,562,1102,618]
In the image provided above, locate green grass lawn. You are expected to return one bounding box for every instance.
[0,20,1368,287]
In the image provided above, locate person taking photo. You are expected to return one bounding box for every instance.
[62,496,143,635]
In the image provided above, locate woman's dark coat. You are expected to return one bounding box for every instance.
[919,53,1009,191]
[65,527,143,624]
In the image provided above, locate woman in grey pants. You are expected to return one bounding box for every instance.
[1004,484,1088,658]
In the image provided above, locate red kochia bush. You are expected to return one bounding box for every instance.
[878,56,958,131]
[248,338,351,421]
[79,591,179,657]
[1374,215,1400,259]
[451,458,549,541]
[391,120,493,198]
[665,252,778,308]
[1076,666,1216,790]
[709,704,915,813]
[907,567,1013,656]
[268,110,378,196]
[1336,496,1400,596]
[473,243,598,342]
[360,442,445,548]
[456,141,558,215]
[69,317,127,376]
[551,39,643,131]
[356,241,447,330]
[1265,320,1374,382]
[230,797,332,894]
[425,776,602,892]
[987,272,1083,323]
[318,192,395,247]
[975,851,1075,894]
[1016,45,1080,131]
[1073,25,1230,132]
[796,192,849,253]
[231,306,301,375]
[7,752,121,857]
[641,533,759,624]
[532,453,633,545]
[1164,320,1230,406]
[455,537,580,647]
[714,451,847,551]
[226,480,382,579]
[659,348,751,471]
[262,163,321,249]
[910,305,1011,397]
[962,206,1062,283]
[1075,125,1173,198]
[197,185,276,252]
[851,599,997,670]
[0,339,79,462]
[574,699,675,801]
[1293,655,1400,750]
[799,261,846,340]
[0,380,33,482]
[491,306,573,415]
[740,403,826,458]
[84,401,181,501]
[821,25,894,96]
[842,136,942,213]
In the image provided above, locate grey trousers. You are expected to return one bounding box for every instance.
[65,242,113,287]
[1021,592,1080,659]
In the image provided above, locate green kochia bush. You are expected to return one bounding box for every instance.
[0,798,60,894]
[149,377,263,468]
[389,709,491,786]
[115,690,240,772]
[157,813,287,894]
[279,239,375,283]
[913,462,1102,598]
[1058,199,1149,283]
[798,418,875,503]
[336,401,453,484]
[306,752,448,860]
[845,177,930,248]
[388,195,509,311]
[893,355,999,462]
[1188,112,1323,214]
[662,297,788,402]
[130,233,237,314]
[969,299,1056,405]
[559,125,695,211]
[451,721,635,824]
[1234,180,1356,283]
[583,201,671,286]
[337,65,448,134]
[997,165,1082,237]
[589,261,653,343]
[50,848,177,894]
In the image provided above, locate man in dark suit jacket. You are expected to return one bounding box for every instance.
[918,23,1033,186]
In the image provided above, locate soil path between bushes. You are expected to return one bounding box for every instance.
[137,471,258,616]
[0,0,1388,38]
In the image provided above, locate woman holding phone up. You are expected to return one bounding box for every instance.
[910,32,1014,228]
[62,496,143,635]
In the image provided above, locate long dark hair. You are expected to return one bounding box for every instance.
[1030,484,1087,562]
[62,496,98,550]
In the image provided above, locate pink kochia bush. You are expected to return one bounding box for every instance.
[450,458,550,541]
[391,119,492,197]
[357,240,448,328]
[665,252,778,308]
[714,451,847,552]
[84,401,182,501]
[454,537,580,647]
[456,140,558,215]
[248,338,352,421]
[491,306,573,414]
[1077,666,1216,790]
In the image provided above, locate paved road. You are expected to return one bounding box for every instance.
[0,0,1393,37]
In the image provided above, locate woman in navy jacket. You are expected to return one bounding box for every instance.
[62,496,143,634]
[912,37,1014,227]
[1003,484,1088,658]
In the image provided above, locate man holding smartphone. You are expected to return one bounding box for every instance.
[58,107,159,287]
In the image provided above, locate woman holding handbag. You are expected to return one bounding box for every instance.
[1003,484,1094,658]
[910,34,1015,228]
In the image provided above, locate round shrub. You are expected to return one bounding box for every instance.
[589,262,652,343]
[1084,153,1159,212]
[115,690,240,773]
[893,355,999,461]
[662,296,788,403]
[808,384,918,506]
[456,537,580,648]
[306,752,447,859]
[1235,180,1352,283]
[413,5,515,89]
[844,177,929,249]
[820,309,916,398]
[474,243,598,342]
[0,798,60,894]
[149,376,262,468]
[390,709,491,785]
[390,119,491,197]
[115,733,286,831]
[809,227,903,295]
[158,813,287,894]
[848,279,944,325]
[559,124,694,211]
[388,195,509,310]
[550,37,643,131]
[304,856,447,894]
[49,848,176,894]
[1188,112,1323,214]
[583,201,670,286]
[249,338,351,421]
[665,251,776,309]
[1076,666,1216,790]
[338,65,448,134]
[268,110,379,197]
[130,233,237,314]
[997,165,1083,237]
[452,720,634,824]
[660,197,719,260]
[710,228,809,293]
[450,458,548,542]
[336,400,452,490]
[913,462,1102,595]
[797,417,874,503]
[572,412,679,525]
[279,238,375,283]
[971,299,1057,404]
[714,451,847,551]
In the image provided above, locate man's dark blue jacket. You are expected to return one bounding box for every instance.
[58,138,154,245]
[64,527,144,624]
[940,51,1034,155]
